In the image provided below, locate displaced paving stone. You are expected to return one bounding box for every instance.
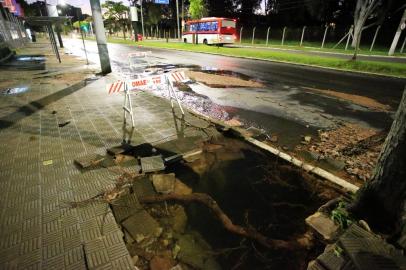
[150,256,175,270]
[152,173,176,194]
[306,212,340,242]
[176,233,221,270]
[74,153,105,168]
[171,206,188,233]
[122,210,160,240]
[140,155,165,173]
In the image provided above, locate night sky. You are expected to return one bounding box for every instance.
[26,0,267,17]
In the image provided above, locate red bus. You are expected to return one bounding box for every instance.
[182,17,237,45]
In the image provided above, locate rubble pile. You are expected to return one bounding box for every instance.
[305,123,385,182]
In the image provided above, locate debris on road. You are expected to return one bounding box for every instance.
[42,159,53,166]
[58,121,71,127]
[301,123,385,182]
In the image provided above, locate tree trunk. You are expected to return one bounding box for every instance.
[351,89,406,232]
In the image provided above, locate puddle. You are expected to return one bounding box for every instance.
[111,136,341,269]
[194,66,258,82]
[0,54,46,70]
[15,56,46,61]
[1,86,30,95]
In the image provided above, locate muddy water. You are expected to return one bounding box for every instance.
[167,138,339,269]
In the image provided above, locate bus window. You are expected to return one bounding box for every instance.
[190,23,198,32]
[221,20,236,28]
[197,21,218,32]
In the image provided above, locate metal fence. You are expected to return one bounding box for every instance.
[236,24,405,53]
[143,23,405,53]
[0,10,29,50]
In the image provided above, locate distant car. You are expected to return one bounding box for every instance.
[131,34,143,41]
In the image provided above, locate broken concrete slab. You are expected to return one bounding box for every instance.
[122,209,160,240]
[133,176,157,198]
[74,153,105,168]
[306,212,340,242]
[152,173,176,194]
[140,155,165,173]
[111,192,143,223]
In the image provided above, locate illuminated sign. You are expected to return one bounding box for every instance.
[154,0,169,4]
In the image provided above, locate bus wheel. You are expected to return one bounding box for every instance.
[203,39,208,45]
[183,38,187,43]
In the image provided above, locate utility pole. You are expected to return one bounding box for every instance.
[176,0,180,40]
[389,9,406,56]
[90,0,111,74]
[140,0,144,37]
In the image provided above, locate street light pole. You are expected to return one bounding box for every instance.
[90,0,111,74]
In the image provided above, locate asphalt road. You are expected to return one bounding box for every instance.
[63,38,406,146]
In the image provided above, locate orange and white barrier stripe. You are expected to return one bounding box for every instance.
[169,71,186,82]
[106,80,125,94]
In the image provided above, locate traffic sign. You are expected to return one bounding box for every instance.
[154,0,169,4]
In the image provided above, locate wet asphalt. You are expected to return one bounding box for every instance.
[63,38,406,147]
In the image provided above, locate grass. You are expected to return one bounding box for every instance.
[86,37,406,77]
[238,38,405,57]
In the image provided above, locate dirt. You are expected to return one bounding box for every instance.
[299,123,385,183]
[185,70,264,88]
[303,87,391,112]
[0,43,97,92]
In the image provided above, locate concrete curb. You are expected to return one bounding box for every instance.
[137,44,406,80]
[183,103,359,193]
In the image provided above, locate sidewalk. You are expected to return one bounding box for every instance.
[0,42,212,269]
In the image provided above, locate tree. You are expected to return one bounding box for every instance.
[206,0,234,17]
[102,1,129,39]
[145,2,162,26]
[351,88,406,238]
[189,0,207,19]
[351,0,393,60]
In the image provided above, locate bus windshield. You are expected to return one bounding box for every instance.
[221,20,236,28]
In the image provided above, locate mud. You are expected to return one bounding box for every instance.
[302,87,392,112]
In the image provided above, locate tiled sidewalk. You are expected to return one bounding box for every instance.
[0,46,209,269]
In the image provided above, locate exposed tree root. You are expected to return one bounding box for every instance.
[139,193,306,250]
